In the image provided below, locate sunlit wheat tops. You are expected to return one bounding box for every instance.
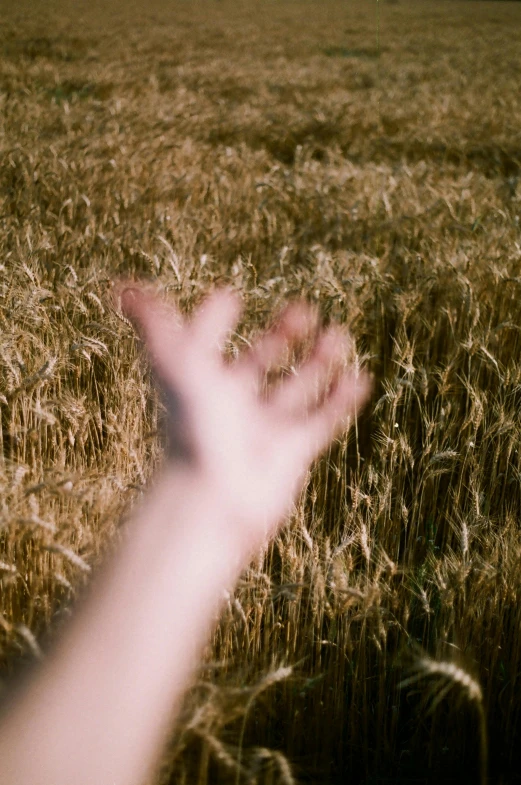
[400,657,483,709]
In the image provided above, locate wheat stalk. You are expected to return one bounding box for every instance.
[400,656,487,785]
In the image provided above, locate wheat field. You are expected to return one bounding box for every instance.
[1,0,521,782]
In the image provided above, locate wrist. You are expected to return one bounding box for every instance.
[143,462,248,579]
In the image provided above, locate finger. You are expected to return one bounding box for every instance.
[114,282,198,459]
[191,287,243,355]
[114,280,183,333]
[269,326,353,415]
[237,301,320,378]
[115,282,183,370]
[295,370,372,462]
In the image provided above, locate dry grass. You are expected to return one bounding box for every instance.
[1,0,521,782]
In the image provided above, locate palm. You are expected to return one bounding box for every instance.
[114,283,370,554]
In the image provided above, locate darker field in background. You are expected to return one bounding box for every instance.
[1,1,521,783]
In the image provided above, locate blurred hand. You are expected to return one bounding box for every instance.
[114,282,371,556]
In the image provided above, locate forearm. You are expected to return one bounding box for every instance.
[0,466,244,785]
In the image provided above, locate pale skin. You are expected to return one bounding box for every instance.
[0,283,371,785]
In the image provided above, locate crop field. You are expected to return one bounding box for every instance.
[1,0,521,782]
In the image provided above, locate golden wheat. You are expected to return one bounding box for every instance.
[1,0,521,782]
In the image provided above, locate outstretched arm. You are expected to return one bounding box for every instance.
[0,284,370,785]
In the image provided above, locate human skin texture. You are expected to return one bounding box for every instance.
[0,284,371,785]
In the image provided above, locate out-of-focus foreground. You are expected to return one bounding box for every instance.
[1,0,520,782]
